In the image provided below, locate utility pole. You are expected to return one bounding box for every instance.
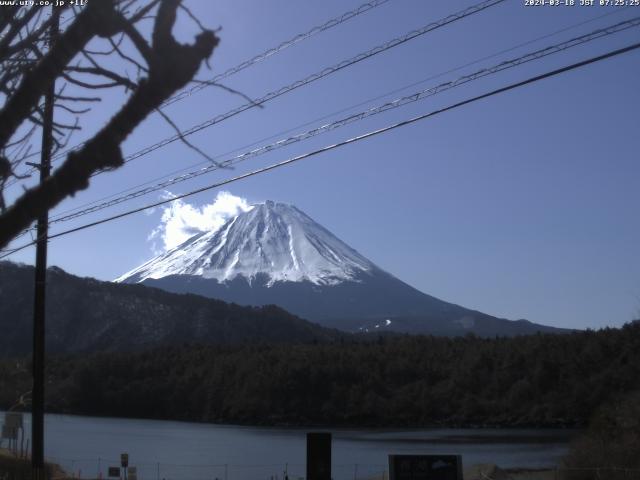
[31,7,59,480]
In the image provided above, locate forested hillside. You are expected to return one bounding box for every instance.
[0,262,342,356]
[1,322,638,427]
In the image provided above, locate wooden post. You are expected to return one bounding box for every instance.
[306,432,331,480]
[32,9,59,480]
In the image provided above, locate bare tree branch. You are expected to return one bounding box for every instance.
[155,107,229,168]
[0,0,219,249]
[0,1,122,148]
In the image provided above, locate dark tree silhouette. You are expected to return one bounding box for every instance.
[0,0,219,249]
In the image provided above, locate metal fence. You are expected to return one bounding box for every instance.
[25,457,387,480]
[0,457,389,480]
[3,454,640,480]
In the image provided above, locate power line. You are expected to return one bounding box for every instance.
[41,16,640,226]
[3,40,638,260]
[7,0,505,189]
[101,0,505,173]
[6,0,393,183]
[161,0,393,107]
[45,6,635,224]
[7,11,638,243]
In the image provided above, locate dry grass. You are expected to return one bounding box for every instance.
[0,448,67,480]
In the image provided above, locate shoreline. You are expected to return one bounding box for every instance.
[0,409,585,432]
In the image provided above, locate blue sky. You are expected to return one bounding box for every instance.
[5,0,640,329]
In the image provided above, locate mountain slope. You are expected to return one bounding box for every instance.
[0,261,342,357]
[118,201,567,337]
[143,271,560,337]
[116,201,374,286]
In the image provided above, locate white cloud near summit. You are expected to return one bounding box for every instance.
[148,191,252,253]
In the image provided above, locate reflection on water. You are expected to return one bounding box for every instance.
[1,412,577,480]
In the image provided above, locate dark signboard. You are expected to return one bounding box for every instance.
[108,467,120,477]
[307,432,331,480]
[389,455,462,480]
[121,454,129,468]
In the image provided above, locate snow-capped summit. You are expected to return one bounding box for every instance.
[116,201,374,286]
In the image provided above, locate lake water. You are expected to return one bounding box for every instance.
[0,412,577,480]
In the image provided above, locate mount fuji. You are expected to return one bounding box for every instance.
[117,201,565,337]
